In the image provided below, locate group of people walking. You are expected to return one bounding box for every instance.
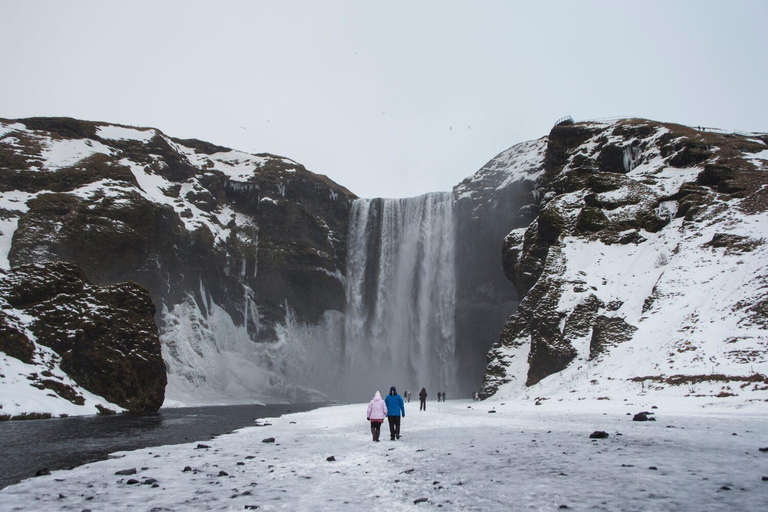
[366,386,443,441]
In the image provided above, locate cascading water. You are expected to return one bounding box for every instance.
[342,193,457,400]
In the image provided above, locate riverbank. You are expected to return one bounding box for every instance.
[1,398,767,511]
[0,403,322,490]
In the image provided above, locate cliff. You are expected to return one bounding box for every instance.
[480,119,768,402]
[0,117,355,405]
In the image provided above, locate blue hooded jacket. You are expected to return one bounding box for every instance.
[385,387,405,417]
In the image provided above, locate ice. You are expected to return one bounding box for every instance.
[1,399,766,511]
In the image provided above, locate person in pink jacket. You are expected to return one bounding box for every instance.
[366,391,388,442]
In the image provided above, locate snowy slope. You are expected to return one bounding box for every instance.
[482,119,768,404]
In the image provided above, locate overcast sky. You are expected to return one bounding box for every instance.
[1,1,766,198]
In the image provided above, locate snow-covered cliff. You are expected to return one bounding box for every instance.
[0,117,354,408]
[480,119,768,403]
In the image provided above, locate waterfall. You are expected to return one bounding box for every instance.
[343,193,457,399]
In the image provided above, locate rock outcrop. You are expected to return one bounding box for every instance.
[0,261,165,414]
[481,119,768,400]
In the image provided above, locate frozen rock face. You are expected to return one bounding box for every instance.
[481,119,768,401]
[0,117,354,405]
[452,139,545,393]
[0,261,165,415]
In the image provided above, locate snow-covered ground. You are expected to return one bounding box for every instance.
[2,398,767,511]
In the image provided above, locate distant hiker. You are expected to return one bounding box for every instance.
[384,386,406,440]
[419,388,428,411]
[405,390,411,403]
[443,391,447,402]
[366,391,388,442]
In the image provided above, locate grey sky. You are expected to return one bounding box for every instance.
[1,1,766,198]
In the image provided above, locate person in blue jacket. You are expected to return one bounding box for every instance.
[384,386,405,440]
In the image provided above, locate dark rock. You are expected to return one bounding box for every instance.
[326,456,336,462]
[262,437,276,443]
[35,468,51,476]
[115,468,137,476]
[590,316,637,360]
[413,498,428,504]
[218,471,229,477]
[182,466,192,472]
[762,476,768,481]
[125,479,139,485]
[648,466,658,471]
[633,412,656,422]
[237,462,245,466]
[244,506,259,510]
[759,447,768,452]
[196,444,210,449]
[589,431,609,439]
[0,262,166,412]
[720,485,731,491]
[142,478,158,485]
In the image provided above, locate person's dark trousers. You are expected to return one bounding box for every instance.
[388,416,401,439]
[420,399,426,411]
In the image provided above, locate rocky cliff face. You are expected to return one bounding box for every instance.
[0,261,165,417]
[480,119,768,401]
[0,117,354,405]
[452,139,544,392]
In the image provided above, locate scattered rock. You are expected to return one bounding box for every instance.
[218,471,229,477]
[142,478,158,485]
[326,456,336,462]
[244,506,259,510]
[245,456,256,459]
[196,444,210,449]
[414,498,428,504]
[762,476,768,481]
[115,468,137,476]
[401,469,415,474]
[732,433,738,436]
[262,437,276,443]
[488,410,496,414]
[125,479,139,485]
[183,466,192,472]
[759,447,768,452]
[35,468,50,476]
[651,406,658,409]
[237,462,245,466]
[633,412,656,422]
[589,431,609,439]
[720,486,731,491]
[559,506,569,510]
[649,466,658,471]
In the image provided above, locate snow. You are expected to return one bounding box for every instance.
[0,348,126,418]
[0,122,26,138]
[38,137,114,170]
[96,125,156,142]
[1,399,766,511]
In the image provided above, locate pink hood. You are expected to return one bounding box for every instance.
[366,396,388,420]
